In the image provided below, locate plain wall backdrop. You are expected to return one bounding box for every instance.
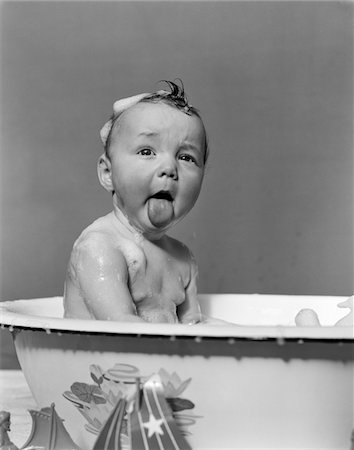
[1,1,353,368]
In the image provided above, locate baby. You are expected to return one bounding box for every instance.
[64,82,210,324]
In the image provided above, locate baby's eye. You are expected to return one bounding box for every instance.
[138,148,155,157]
[179,154,198,165]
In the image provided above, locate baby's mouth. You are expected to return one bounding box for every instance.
[147,190,175,228]
[150,190,174,202]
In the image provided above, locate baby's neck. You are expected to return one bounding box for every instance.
[111,205,166,242]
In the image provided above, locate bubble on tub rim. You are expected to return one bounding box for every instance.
[228,338,236,344]
[45,328,51,335]
[8,325,14,333]
[195,336,202,343]
[170,335,176,341]
[297,339,304,345]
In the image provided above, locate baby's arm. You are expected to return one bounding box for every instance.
[178,251,237,326]
[68,233,145,322]
[177,253,232,325]
[177,254,202,324]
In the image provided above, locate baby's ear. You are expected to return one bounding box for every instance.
[97,153,114,192]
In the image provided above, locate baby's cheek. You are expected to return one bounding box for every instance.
[186,175,203,203]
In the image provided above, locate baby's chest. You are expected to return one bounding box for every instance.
[128,250,189,305]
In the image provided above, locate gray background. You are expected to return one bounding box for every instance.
[1,1,353,368]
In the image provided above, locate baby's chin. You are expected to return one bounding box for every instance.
[146,198,194,229]
[123,203,190,238]
[137,214,183,239]
[144,217,177,237]
[127,213,175,239]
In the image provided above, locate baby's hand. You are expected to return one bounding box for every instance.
[200,316,237,326]
[184,314,236,326]
[180,311,236,326]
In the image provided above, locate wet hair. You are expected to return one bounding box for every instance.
[140,80,200,116]
[105,80,209,163]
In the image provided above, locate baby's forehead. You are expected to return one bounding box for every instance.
[114,102,204,137]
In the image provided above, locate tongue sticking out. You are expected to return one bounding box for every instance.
[147,198,174,228]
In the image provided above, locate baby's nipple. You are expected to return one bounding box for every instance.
[147,198,174,228]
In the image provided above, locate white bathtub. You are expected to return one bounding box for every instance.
[0,294,353,449]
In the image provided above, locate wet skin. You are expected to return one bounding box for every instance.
[64,103,206,323]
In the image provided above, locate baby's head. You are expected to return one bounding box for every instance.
[98,81,208,237]
[101,81,208,162]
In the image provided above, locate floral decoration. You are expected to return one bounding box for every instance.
[63,363,200,441]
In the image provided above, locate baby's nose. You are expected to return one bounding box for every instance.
[158,160,178,180]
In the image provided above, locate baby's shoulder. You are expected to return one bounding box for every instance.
[163,235,193,262]
[70,215,144,271]
[70,216,124,263]
[74,216,112,246]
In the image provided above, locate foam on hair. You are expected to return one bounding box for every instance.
[104,80,209,163]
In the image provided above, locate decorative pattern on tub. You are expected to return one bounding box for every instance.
[63,364,199,449]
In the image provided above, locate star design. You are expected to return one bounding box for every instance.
[143,413,164,438]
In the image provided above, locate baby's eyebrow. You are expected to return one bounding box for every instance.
[137,131,159,138]
[179,142,203,152]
